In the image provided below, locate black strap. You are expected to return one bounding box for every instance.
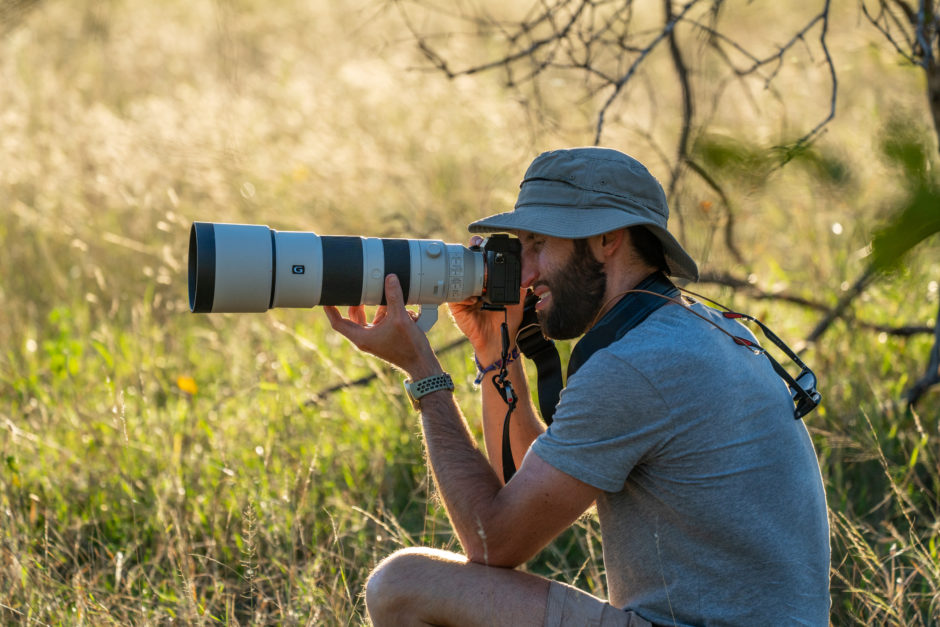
[488,314,519,484]
[516,291,563,425]
[566,272,679,378]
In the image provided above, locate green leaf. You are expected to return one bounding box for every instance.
[880,116,931,183]
[870,184,940,270]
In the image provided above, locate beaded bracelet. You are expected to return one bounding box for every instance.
[473,347,520,386]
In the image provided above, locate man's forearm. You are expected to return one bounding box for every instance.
[417,391,509,562]
[479,359,544,480]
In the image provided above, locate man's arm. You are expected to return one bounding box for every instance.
[477,357,545,481]
[325,274,599,566]
[418,389,599,566]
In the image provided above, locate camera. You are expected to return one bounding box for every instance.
[188,222,521,330]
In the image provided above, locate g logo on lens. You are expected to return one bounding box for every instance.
[291,265,306,275]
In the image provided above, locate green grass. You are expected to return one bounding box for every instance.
[1,0,939,624]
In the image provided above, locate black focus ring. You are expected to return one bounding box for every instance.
[381,239,411,305]
[320,236,364,306]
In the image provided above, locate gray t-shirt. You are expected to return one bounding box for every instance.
[530,301,830,626]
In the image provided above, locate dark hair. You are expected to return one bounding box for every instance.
[627,226,667,272]
[572,228,667,273]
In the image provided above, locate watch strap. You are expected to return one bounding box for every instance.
[404,373,454,409]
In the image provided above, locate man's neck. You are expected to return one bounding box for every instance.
[589,263,659,330]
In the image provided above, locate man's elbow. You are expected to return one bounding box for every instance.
[464,539,530,568]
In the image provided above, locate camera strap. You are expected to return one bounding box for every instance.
[488,312,519,483]
[501,272,678,482]
[516,272,679,421]
[515,291,563,427]
[566,272,680,379]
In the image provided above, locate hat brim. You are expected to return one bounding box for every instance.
[469,207,699,281]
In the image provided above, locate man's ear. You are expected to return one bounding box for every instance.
[598,229,626,258]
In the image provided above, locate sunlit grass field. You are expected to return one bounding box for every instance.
[1,0,939,624]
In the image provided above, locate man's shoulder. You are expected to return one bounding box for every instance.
[574,300,792,415]
[598,301,760,366]
[582,302,726,373]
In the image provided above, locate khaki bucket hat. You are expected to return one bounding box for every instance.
[469,147,699,281]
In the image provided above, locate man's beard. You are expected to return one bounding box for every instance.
[537,240,607,340]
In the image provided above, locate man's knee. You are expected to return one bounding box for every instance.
[365,547,464,625]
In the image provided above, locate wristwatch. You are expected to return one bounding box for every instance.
[403,373,455,410]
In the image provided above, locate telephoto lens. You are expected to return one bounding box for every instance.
[188,222,520,330]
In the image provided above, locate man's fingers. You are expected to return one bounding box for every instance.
[347,305,367,326]
[323,305,342,328]
[383,274,406,312]
[373,306,388,325]
[323,305,359,340]
[383,274,425,330]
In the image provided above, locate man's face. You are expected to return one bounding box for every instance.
[519,233,607,340]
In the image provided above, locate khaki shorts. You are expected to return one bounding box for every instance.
[544,580,654,627]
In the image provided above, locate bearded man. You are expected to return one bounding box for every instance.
[325,147,830,626]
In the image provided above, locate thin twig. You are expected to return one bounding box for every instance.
[804,268,877,345]
[595,0,701,144]
[682,159,745,264]
[697,271,934,336]
[861,0,918,63]
[905,299,940,407]
[788,0,838,151]
[665,0,696,244]
[406,0,591,79]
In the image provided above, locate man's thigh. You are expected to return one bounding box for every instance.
[365,547,646,627]
[544,579,652,627]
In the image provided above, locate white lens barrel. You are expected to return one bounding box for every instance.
[189,222,486,313]
[271,231,323,308]
[360,237,386,305]
[212,223,274,312]
[407,240,483,305]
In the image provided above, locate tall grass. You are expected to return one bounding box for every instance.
[0,0,938,624]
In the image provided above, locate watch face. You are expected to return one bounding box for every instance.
[404,381,422,409]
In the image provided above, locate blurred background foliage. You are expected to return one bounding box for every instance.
[0,0,938,624]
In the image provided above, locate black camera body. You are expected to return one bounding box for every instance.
[480,234,522,307]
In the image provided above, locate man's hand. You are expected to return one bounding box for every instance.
[448,237,526,365]
[324,274,442,380]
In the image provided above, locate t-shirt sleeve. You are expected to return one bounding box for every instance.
[530,349,672,493]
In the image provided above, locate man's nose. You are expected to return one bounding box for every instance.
[520,257,538,289]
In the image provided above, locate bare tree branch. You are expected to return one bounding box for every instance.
[399,0,840,158]
[906,300,940,406]
[862,0,918,64]
[664,0,696,244]
[594,0,701,145]
[861,0,940,406]
[804,269,877,346]
[698,271,934,336]
[683,159,745,264]
[792,0,837,150]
